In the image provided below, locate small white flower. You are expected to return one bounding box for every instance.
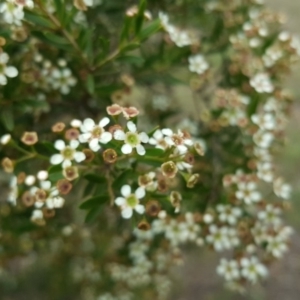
[240,256,268,283]
[79,117,112,152]
[206,225,229,251]
[235,181,261,205]
[0,1,24,26]
[217,258,240,281]
[253,130,274,148]
[0,52,18,85]
[273,177,292,200]
[31,209,43,222]
[149,129,170,150]
[163,129,193,154]
[216,204,242,225]
[250,73,274,93]
[251,113,276,130]
[258,204,282,225]
[51,68,77,94]
[50,139,86,167]
[266,235,288,258]
[114,121,149,156]
[257,162,273,182]
[115,185,146,219]
[188,54,209,75]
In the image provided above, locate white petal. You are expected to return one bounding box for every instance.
[54,140,65,151]
[40,180,51,190]
[121,185,131,197]
[74,151,86,162]
[89,139,101,152]
[37,171,48,181]
[162,128,173,136]
[121,207,133,219]
[79,133,91,143]
[135,187,145,199]
[5,66,18,78]
[70,140,79,149]
[62,160,72,168]
[127,121,136,132]
[50,154,64,165]
[121,143,132,154]
[82,118,95,131]
[70,119,82,128]
[139,132,149,143]
[114,130,125,140]
[99,132,112,144]
[136,144,146,156]
[115,197,125,206]
[0,74,7,85]
[99,117,110,127]
[135,204,145,214]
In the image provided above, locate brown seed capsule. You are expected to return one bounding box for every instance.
[35,189,47,202]
[51,122,65,133]
[103,149,117,164]
[161,161,178,178]
[21,131,38,145]
[22,191,35,207]
[187,173,199,188]
[43,208,56,218]
[73,0,87,11]
[65,128,80,140]
[0,37,6,46]
[83,149,95,162]
[145,200,161,217]
[56,179,72,195]
[184,152,195,165]
[17,172,26,184]
[170,191,182,208]
[63,166,79,181]
[137,220,151,231]
[1,157,14,173]
[157,178,168,193]
[11,27,28,42]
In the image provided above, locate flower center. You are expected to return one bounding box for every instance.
[61,146,75,160]
[91,126,104,138]
[126,194,138,208]
[125,132,140,146]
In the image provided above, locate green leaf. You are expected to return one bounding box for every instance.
[44,32,69,45]
[121,42,140,53]
[48,164,62,174]
[31,31,72,51]
[135,0,146,34]
[79,195,108,210]
[120,17,133,43]
[1,107,14,131]
[84,174,106,183]
[35,142,56,156]
[117,55,145,66]
[24,11,53,28]
[145,148,165,157]
[86,74,95,94]
[48,172,64,182]
[112,170,137,190]
[84,206,103,224]
[138,19,162,41]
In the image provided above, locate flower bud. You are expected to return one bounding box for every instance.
[63,166,79,181]
[65,128,80,140]
[21,131,38,145]
[161,161,178,178]
[103,148,117,164]
[107,104,123,116]
[187,173,199,188]
[52,122,65,133]
[146,200,161,217]
[122,106,139,119]
[0,134,11,145]
[22,191,35,207]
[2,157,14,173]
[137,220,151,231]
[56,179,72,195]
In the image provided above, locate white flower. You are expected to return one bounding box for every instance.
[50,139,86,168]
[114,121,149,156]
[0,52,18,85]
[31,209,43,222]
[235,181,261,205]
[274,177,291,199]
[251,113,276,130]
[250,73,274,93]
[266,235,288,258]
[240,256,268,283]
[0,1,24,25]
[79,117,112,152]
[115,185,146,219]
[217,259,240,281]
[163,129,193,154]
[253,130,274,148]
[216,204,242,225]
[51,68,77,94]
[188,54,209,75]
[149,129,170,150]
[258,204,281,225]
[206,225,230,251]
[257,162,273,182]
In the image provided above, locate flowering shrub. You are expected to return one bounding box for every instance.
[0,0,298,298]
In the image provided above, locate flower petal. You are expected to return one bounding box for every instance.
[70,140,79,149]
[89,139,101,152]
[82,118,95,131]
[99,117,110,127]
[74,151,86,162]
[99,132,112,144]
[139,132,149,143]
[127,121,136,133]
[136,144,145,156]
[135,204,145,214]
[115,197,125,206]
[114,130,125,140]
[54,140,65,151]
[121,143,132,154]
[135,187,145,199]
[121,207,133,219]
[50,154,64,165]
[5,66,18,78]
[121,185,131,197]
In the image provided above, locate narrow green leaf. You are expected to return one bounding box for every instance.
[24,11,53,28]
[135,0,146,34]
[138,19,162,41]
[84,206,103,224]
[48,172,64,182]
[1,108,14,131]
[79,195,108,210]
[86,74,95,94]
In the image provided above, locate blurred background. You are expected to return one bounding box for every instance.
[173,0,300,299]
